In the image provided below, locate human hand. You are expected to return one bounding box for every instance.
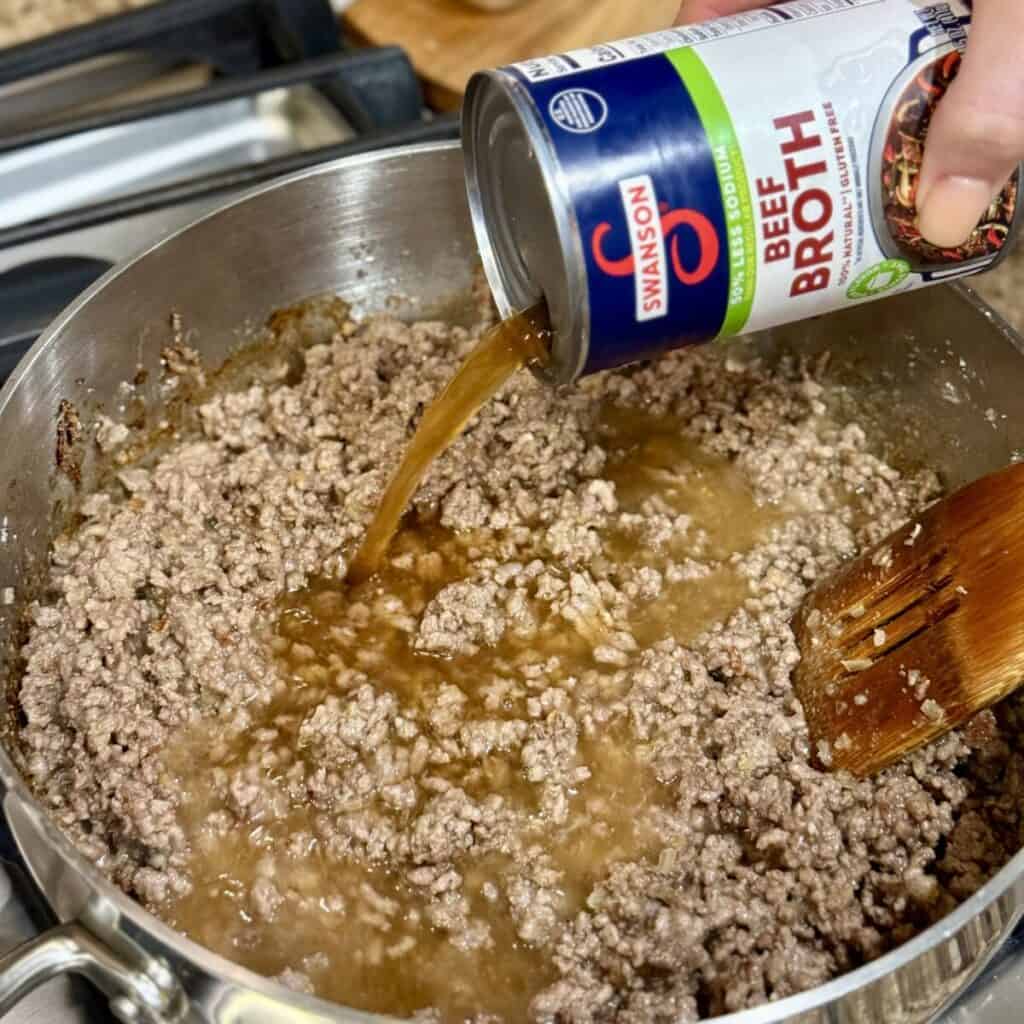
[674,1,1024,249]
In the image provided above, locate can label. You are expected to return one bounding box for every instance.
[504,0,1017,376]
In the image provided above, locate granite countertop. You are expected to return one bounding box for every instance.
[967,244,1024,333]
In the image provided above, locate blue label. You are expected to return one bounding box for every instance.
[513,56,731,376]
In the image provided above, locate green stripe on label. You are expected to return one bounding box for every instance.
[667,48,756,338]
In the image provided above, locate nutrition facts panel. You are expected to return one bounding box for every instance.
[511,0,884,81]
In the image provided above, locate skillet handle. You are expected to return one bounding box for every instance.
[0,921,184,1023]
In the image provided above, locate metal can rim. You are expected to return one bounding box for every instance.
[462,68,590,386]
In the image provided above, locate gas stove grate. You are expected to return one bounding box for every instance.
[0,0,457,376]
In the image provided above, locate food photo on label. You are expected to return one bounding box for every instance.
[1,1,1024,1024]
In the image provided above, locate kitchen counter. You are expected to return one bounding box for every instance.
[0,0,359,50]
[0,0,153,48]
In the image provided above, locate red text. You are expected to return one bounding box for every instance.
[757,110,834,297]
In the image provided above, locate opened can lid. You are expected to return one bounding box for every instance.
[462,69,589,386]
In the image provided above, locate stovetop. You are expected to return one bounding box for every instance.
[0,863,112,1023]
[0,1,1019,1021]
[0,0,458,379]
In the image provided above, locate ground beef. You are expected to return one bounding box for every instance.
[16,298,1024,1022]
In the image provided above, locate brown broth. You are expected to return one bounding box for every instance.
[347,304,551,583]
[160,395,785,1021]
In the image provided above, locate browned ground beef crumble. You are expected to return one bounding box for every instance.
[16,299,1024,1021]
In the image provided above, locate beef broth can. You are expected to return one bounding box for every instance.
[463,0,1020,385]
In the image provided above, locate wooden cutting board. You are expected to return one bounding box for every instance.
[344,0,680,111]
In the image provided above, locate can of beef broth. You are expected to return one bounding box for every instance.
[462,0,1020,385]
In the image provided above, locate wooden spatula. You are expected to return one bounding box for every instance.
[793,461,1024,776]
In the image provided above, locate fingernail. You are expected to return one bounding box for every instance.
[917,176,995,248]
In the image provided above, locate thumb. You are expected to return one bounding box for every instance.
[917,0,1024,248]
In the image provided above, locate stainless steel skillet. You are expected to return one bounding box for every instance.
[0,140,1020,1024]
